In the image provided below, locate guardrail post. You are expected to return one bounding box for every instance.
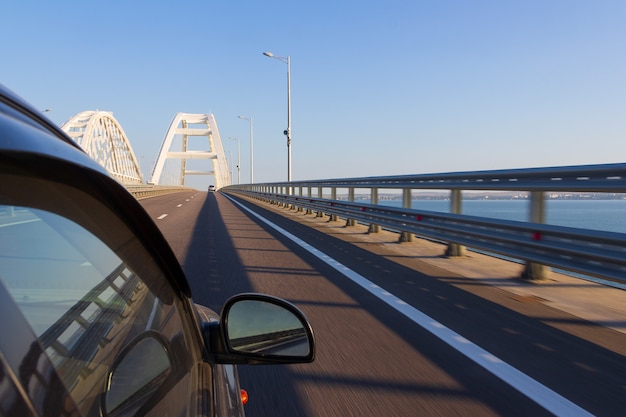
[368,188,380,233]
[346,188,356,226]
[329,188,338,221]
[297,186,304,212]
[269,186,275,205]
[290,185,297,210]
[522,191,549,280]
[445,189,466,257]
[287,185,294,210]
[316,187,325,217]
[399,188,413,242]
[305,186,313,215]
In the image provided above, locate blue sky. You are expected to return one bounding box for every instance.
[3,0,625,186]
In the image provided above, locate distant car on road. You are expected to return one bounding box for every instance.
[209,184,216,192]
[0,84,315,417]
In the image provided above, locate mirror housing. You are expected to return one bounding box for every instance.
[202,293,315,365]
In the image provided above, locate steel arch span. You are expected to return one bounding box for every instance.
[150,113,230,189]
[61,111,143,185]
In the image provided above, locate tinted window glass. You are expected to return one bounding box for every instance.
[0,204,193,416]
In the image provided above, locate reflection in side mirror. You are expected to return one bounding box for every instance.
[227,300,309,356]
[104,332,171,416]
[222,294,315,364]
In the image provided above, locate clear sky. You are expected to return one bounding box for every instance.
[3,0,625,186]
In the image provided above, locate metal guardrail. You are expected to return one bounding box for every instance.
[225,163,626,192]
[222,163,626,284]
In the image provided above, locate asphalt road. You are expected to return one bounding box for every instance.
[140,191,626,417]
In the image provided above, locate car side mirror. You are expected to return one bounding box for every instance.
[204,293,315,365]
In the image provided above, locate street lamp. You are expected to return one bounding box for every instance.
[263,51,291,182]
[237,115,254,184]
[229,137,241,185]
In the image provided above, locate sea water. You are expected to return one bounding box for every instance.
[376,199,626,234]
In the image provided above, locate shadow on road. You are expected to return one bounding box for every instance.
[181,193,316,416]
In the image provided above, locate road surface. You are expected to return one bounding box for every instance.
[140,191,626,417]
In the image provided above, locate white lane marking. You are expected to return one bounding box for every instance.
[224,194,593,417]
[157,214,168,220]
[177,204,183,207]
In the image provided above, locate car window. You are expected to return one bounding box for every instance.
[0,180,199,417]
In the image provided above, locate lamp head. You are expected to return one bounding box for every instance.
[263,52,274,58]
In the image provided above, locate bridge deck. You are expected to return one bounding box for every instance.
[142,191,626,416]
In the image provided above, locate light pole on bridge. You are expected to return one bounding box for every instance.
[263,51,291,182]
[237,115,254,184]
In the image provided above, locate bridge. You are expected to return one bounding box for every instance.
[62,110,626,416]
[61,110,230,189]
[62,111,144,184]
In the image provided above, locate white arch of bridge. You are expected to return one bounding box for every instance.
[61,111,143,185]
[150,113,230,189]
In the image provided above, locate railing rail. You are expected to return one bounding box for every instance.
[222,163,626,284]
[225,163,626,192]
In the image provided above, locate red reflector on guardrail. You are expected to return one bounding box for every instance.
[532,232,542,241]
[416,215,423,221]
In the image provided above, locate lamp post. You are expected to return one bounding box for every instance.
[229,137,241,185]
[237,115,253,184]
[263,51,291,182]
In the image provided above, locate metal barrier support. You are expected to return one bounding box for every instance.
[316,187,324,217]
[368,188,380,233]
[445,189,466,257]
[346,188,356,226]
[522,191,549,280]
[399,188,413,242]
[329,188,338,221]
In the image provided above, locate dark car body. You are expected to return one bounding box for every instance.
[0,85,315,417]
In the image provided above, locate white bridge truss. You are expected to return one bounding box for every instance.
[150,113,230,189]
[61,111,143,185]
